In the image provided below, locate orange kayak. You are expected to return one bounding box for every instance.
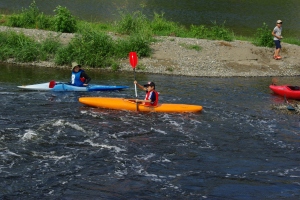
[79,97,203,113]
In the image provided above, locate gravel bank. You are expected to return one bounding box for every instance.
[1,26,300,77]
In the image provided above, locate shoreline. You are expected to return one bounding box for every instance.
[1,26,300,77]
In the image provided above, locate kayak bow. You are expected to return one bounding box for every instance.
[269,84,300,100]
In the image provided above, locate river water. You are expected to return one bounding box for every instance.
[0,0,300,37]
[0,64,299,199]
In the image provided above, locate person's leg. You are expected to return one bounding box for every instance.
[276,48,281,59]
[273,40,281,59]
[273,41,278,58]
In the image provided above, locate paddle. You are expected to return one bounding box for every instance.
[284,95,295,111]
[49,80,56,88]
[129,52,138,111]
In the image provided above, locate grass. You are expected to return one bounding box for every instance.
[283,38,300,46]
[0,31,61,62]
[0,1,299,69]
[179,43,202,51]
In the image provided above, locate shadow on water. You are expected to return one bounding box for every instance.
[0,64,299,199]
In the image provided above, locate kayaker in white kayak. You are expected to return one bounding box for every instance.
[70,62,91,87]
[134,81,159,106]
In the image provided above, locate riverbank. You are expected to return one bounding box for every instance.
[1,26,300,77]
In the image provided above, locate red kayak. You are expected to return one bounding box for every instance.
[269,85,300,100]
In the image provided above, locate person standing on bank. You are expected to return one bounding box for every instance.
[71,62,91,86]
[272,20,283,60]
[134,81,159,106]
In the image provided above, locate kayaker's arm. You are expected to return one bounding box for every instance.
[134,81,146,91]
[81,71,91,85]
[136,99,151,103]
[135,92,156,104]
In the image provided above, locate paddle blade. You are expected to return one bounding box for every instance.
[49,80,56,88]
[287,105,295,111]
[129,52,138,68]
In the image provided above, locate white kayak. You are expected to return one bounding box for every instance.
[17,81,129,92]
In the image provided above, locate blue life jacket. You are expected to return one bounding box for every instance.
[71,70,84,86]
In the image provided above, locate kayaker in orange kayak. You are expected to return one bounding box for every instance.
[134,81,159,106]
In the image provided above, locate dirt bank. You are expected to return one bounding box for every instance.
[1,26,299,77]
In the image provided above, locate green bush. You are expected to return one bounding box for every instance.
[7,1,39,28]
[186,22,234,41]
[7,14,24,27]
[149,12,186,37]
[0,31,61,62]
[0,31,39,62]
[6,1,52,30]
[253,22,274,47]
[150,12,178,35]
[53,5,77,33]
[55,30,114,67]
[189,24,209,38]
[208,21,234,41]
[116,12,136,34]
[55,28,152,68]
[36,13,53,30]
[116,11,149,35]
[114,33,151,58]
[54,45,74,65]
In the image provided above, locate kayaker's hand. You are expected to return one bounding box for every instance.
[83,83,88,86]
[134,80,137,85]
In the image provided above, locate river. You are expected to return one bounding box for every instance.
[0,64,299,199]
[0,0,300,37]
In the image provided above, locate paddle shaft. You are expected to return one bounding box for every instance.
[134,69,139,111]
[129,51,138,111]
[134,69,138,97]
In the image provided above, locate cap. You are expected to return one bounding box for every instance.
[71,62,81,70]
[144,81,155,88]
[276,20,282,24]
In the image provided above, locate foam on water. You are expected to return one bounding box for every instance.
[84,139,125,153]
[31,151,73,164]
[21,129,37,141]
[150,127,167,135]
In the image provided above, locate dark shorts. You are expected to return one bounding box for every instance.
[274,40,281,49]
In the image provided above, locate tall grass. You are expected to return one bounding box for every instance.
[115,10,153,42]
[150,12,184,36]
[0,31,61,62]
[253,22,274,47]
[5,1,77,33]
[53,5,77,33]
[55,27,151,67]
[6,1,52,30]
[55,29,115,67]
[114,33,151,58]
[282,38,300,46]
[186,21,234,41]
